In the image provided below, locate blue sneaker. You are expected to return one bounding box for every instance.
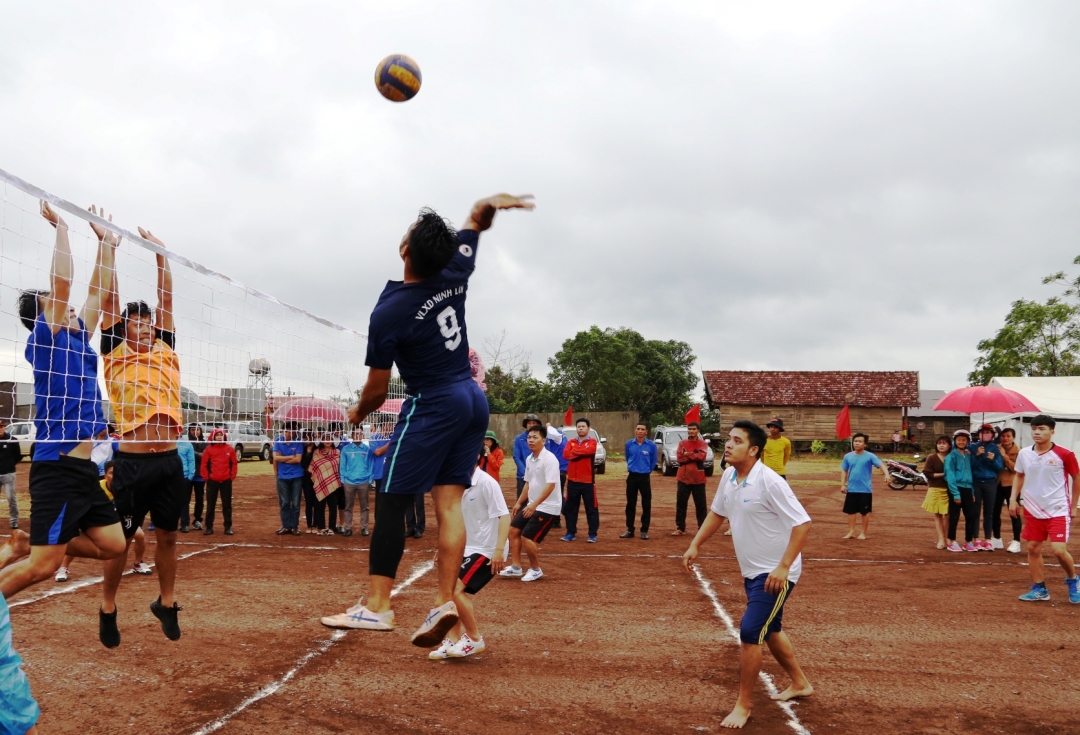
[560,534,576,542]
[587,536,597,543]
[1018,584,1050,601]
[1066,577,1080,604]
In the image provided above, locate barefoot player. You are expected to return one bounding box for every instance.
[683,420,813,730]
[0,203,126,604]
[321,194,534,647]
[97,227,188,647]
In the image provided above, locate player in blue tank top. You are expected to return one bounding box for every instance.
[321,194,534,648]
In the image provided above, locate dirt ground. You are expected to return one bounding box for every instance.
[4,456,1080,735]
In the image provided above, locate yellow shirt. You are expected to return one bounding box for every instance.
[762,436,791,475]
[99,478,113,501]
[102,325,183,435]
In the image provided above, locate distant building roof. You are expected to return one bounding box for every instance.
[703,370,920,409]
[908,389,967,418]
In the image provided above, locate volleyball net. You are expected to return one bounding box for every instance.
[0,167,407,446]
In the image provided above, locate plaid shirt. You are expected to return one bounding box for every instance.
[310,448,341,501]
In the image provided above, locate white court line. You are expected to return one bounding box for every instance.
[9,545,221,609]
[692,566,811,735]
[189,560,435,735]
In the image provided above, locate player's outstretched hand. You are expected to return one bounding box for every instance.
[137,226,166,248]
[467,194,535,232]
[682,544,698,573]
[40,200,65,229]
[88,205,121,248]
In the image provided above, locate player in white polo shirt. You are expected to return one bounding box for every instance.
[1009,414,1080,604]
[683,420,813,730]
[499,425,562,582]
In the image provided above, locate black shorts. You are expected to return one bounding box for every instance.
[510,510,558,543]
[843,492,873,515]
[112,451,188,537]
[459,553,494,595]
[28,457,120,546]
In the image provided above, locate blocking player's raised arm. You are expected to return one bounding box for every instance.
[82,205,121,336]
[138,228,174,334]
[39,201,72,335]
[459,194,534,233]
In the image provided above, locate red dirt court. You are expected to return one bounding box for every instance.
[5,457,1079,735]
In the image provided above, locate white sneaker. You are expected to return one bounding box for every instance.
[990,537,1004,550]
[448,633,485,658]
[522,568,544,583]
[1007,540,1022,554]
[320,600,395,630]
[411,601,459,647]
[498,565,523,577]
[132,562,153,575]
[54,566,69,583]
[428,638,454,660]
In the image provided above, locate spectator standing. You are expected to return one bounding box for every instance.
[310,438,342,537]
[945,429,977,552]
[840,433,887,540]
[180,425,206,533]
[272,422,304,535]
[994,428,1022,553]
[479,430,503,481]
[512,414,543,501]
[301,436,318,532]
[177,432,196,510]
[0,420,23,529]
[969,424,1004,551]
[621,423,657,540]
[892,430,902,452]
[672,422,709,536]
[369,423,391,492]
[921,436,952,549]
[561,418,599,543]
[404,489,426,539]
[762,418,791,479]
[339,427,374,537]
[201,429,238,535]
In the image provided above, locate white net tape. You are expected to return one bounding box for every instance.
[0,167,405,445]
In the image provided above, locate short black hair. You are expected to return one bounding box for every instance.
[1030,414,1056,429]
[17,289,47,331]
[687,421,700,429]
[934,434,952,446]
[1000,428,1016,438]
[526,425,544,438]
[408,208,459,279]
[731,420,766,457]
[103,460,116,474]
[635,422,647,430]
[122,300,152,322]
[852,432,869,443]
[576,417,590,428]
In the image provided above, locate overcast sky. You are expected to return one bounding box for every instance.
[2,1,1078,399]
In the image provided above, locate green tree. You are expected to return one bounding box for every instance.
[968,297,1080,385]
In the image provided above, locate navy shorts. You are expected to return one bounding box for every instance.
[740,574,796,645]
[380,378,489,495]
[459,553,494,595]
[28,456,120,546]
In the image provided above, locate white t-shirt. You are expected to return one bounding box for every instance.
[463,467,510,558]
[710,462,812,584]
[1014,443,1079,519]
[524,448,563,515]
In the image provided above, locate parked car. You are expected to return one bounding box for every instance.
[653,425,715,477]
[558,426,608,474]
[6,421,35,460]
[189,421,272,461]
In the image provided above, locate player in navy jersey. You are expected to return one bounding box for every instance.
[321,193,533,646]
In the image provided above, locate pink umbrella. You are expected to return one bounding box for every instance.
[933,386,1040,415]
[271,397,348,424]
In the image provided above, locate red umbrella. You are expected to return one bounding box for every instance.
[271,397,348,424]
[932,386,1040,415]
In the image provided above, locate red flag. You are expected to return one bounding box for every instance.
[564,406,573,426]
[685,404,701,425]
[835,405,852,440]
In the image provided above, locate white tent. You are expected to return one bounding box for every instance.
[982,376,1080,453]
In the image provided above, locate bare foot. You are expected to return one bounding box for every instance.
[721,702,751,729]
[935,540,945,550]
[670,529,685,536]
[0,530,31,569]
[857,534,868,540]
[772,683,814,701]
[842,531,855,539]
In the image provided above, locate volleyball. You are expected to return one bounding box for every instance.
[374,54,422,102]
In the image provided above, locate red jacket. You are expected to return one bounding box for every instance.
[201,443,238,482]
[676,438,708,484]
[563,437,597,484]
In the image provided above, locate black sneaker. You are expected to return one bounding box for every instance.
[180,524,190,533]
[619,530,635,539]
[204,527,214,535]
[99,607,121,648]
[192,520,203,531]
[640,532,649,540]
[343,529,353,537]
[150,597,182,641]
[290,528,302,536]
[224,528,234,536]
[275,527,289,535]
[361,529,369,536]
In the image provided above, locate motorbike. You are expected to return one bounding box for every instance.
[885,456,928,491]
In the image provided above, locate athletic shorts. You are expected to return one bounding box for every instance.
[459,553,494,595]
[0,593,40,735]
[1021,511,1070,543]
[511,509,558,543]
[28,456,119,546]
[740,574,797,645]
[843,492,872,515]
[380,379,489,495]
[112,450,188,538]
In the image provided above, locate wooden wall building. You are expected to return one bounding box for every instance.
[907,389,969,449]
[702,370,920,445]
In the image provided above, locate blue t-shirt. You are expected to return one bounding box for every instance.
[339,440,374,485]
[25,314,106,461]
[273,438,305,479]
[365,229,479,395]
[369,433,390,481]
[841,451,883,493]
[625,438,658,474]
